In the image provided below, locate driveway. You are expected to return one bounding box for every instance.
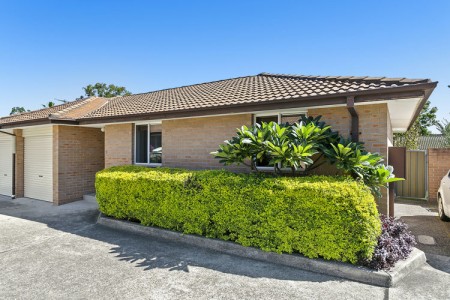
[395,198,450,272]
[0,196,449,300]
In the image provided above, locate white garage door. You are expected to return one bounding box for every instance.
[0,135,15,196]
[24,127,53,202]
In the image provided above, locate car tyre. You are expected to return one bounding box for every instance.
[438,195,450,222]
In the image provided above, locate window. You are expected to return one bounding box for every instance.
[254,115,278,167]
[255,115,278,125]
[135,124,162,165]
[253,112,306,169]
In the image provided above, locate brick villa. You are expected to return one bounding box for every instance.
[0,73,437,215]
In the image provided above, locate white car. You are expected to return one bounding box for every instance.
[438,170,450,221]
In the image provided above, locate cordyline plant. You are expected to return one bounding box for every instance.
[211,115,403,197]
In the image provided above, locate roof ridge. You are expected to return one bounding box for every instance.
[0,98,85,121]
[48,97,96,119]
[259,72,430,84]
[77,97,112,119]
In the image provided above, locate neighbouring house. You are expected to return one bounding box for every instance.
[0,73,437,214]
[417,134,447,150]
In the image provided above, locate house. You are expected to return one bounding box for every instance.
[0,73,437,215]
[417,134,447,150]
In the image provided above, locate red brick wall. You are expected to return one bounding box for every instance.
[428,148,450,202]
[162,114,253,171]
[53,126,104,205]
[104,124,133,168]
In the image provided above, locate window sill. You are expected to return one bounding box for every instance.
[255,167,305,173]
[134,163,162,168]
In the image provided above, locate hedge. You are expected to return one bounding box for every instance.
[96,166,381,264]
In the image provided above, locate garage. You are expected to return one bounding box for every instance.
[0,133,15,197]
[23,126,53,202]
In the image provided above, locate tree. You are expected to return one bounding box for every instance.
[393,122,421,149]
[42,101,56,108]
[417,100,438,135]
[393,100,438,149]
[82,83,131,98]
[435,118,450,146]
[10,106,29,115]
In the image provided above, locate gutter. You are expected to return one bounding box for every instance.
[0,130,15,136]
[346,96,359,142]
[0,118,79,129]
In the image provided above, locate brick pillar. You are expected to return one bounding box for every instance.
[13,129,24,198]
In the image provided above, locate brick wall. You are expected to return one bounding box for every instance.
[307,103,392,214]
[428,148,450,202]
[53,126,104,205]
[104,123,133,168]
[13,129,24,198]
[162,114,253,171]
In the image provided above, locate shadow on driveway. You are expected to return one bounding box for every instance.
[0,196,337,284]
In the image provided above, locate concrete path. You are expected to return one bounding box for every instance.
[0,196,449,300]
[396,199,450,257]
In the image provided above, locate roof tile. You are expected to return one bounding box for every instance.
[0,73,433,125]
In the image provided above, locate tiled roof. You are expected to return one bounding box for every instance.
[0,73,434,126]
[81,73,431,120]
[0,97,103,125]
[417,134,448,150]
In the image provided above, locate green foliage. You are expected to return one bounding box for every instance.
[83,83,131,98]
[393,121,420,149]
[435,118,450,146]
[418,100,438,136]
[42,101,56,108]
[326,141,403,197]
[212,116,403,197]
[394,100,438,148]
[9,106,29,115]
[96,166,381,264]
[212,117,337,174]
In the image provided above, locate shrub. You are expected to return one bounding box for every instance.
[211,115,403,197]
[364,215,416,270]
[96,166,381,264]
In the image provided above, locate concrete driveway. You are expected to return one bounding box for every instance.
[395,199,450,273]
[0,196,449,300]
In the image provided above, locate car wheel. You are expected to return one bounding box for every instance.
[438,195,450,222]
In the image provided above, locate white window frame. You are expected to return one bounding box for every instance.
[253,111,307,172]
[134,123,162,167]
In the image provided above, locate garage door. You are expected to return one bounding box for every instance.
[0,135,14,196]
[24,127,53,202]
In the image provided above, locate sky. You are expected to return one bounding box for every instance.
[0,0,449,131]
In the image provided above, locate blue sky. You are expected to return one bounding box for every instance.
[0,0,449,130]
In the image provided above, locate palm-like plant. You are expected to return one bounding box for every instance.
[435,119,450,147]
[212,115,404,197]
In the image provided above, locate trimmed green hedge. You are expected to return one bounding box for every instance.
[96,166,381,263]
